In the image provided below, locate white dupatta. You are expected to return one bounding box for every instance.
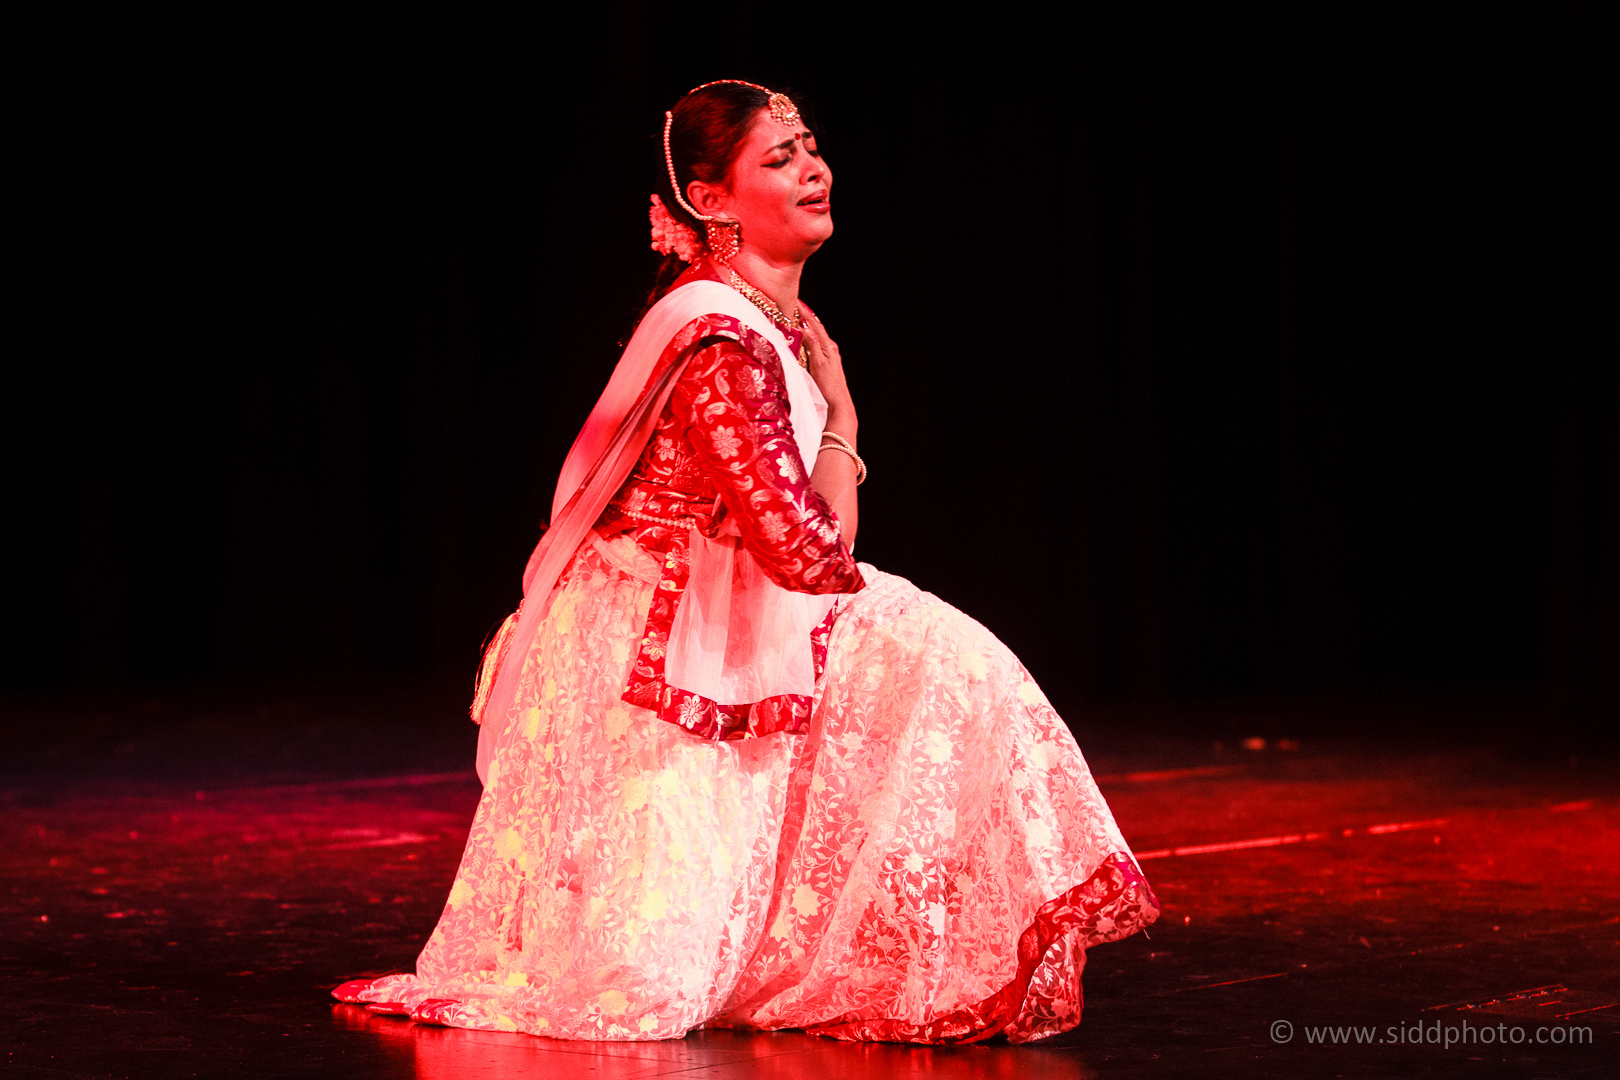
[475,280,842,783]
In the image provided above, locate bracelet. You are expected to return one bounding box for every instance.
[820,430,859,458]
[817,432,867,485]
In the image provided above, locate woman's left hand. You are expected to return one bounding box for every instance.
[799,303,857,428]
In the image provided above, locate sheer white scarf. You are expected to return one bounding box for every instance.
[475,280,843,782]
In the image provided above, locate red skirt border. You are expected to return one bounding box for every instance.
[332,852,1158,1045]
[802,852,1159,1045]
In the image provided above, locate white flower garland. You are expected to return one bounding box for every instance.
[649,194,704,264]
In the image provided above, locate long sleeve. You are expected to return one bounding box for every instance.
[672,335,863,596]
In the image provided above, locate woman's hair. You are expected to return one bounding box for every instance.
[643,82,770,310]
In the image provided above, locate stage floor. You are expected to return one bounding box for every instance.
[3,700,1616,1078]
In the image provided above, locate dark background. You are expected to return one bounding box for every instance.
[6,3,1615,756]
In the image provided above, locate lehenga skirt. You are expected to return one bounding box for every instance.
[343,533,1158,1043]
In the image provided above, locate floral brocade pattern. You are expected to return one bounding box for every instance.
[353,538,1159,1042]
[597,313,862,741]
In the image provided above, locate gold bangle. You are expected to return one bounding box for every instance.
[816,438,867,485]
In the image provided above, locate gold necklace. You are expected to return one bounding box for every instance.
[726,268,811,369]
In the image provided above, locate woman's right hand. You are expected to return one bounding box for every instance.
[799,303,857,432]
[799,302,859,549]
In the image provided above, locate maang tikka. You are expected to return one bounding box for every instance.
[662,81,802,264]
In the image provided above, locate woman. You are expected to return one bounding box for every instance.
[334,80,1158,1045]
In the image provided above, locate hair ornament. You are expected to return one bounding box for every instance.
[684,79,801,128]
[649,194,704,264]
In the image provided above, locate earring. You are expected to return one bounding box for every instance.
[705,219,741,263]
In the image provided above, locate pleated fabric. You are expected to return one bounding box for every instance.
[350,533,1157,1042]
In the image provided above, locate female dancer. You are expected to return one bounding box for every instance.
[334,80,1157,1044]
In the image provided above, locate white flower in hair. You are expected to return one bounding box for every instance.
[649,194,704,264]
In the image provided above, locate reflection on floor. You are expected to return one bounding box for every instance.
[2,689,1616,1078]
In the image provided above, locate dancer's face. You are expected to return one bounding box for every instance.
[689,110,833,264]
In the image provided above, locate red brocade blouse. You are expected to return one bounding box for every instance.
[593,312,864,741]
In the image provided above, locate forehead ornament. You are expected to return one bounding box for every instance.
[685,79,801,128]
[765,92,801,127]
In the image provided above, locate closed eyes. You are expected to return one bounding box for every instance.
[763,136,820,168]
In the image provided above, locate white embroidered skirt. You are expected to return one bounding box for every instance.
[348,534,1157,1042]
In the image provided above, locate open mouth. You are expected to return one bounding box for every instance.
[797,190,830,208]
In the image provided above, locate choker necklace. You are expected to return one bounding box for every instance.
[726,268,810,369]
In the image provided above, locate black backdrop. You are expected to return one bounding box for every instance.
[9,4,1616,737]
